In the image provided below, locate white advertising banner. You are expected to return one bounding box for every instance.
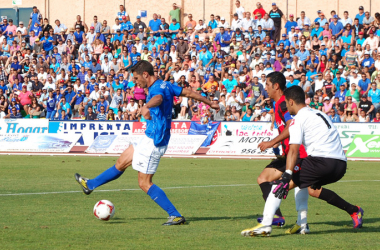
[334,123,380,150]
[208,122,280,156]
[49,121,133,146]
[0,119,49,134]
[0,133,81,152]
[85,135,118,154]
[207,136,275,155]
[105,135,207,155]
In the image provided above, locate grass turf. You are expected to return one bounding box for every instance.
[0,156,379,250]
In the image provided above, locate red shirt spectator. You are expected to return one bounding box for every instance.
[253,4,266,20]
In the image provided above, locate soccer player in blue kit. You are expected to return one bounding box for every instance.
[75,61,219,225]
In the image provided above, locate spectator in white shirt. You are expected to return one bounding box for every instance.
[297,11,311,29]
[262,14,274,32]
[241,12,255,32]
[235,0,245,20]
[53,19,68,35]
[231,13,242,31]
[340,11,353,26]
[218,17,229,29]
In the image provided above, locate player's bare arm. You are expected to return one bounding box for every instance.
[180,88,220,111]
[285,143,300,173]
[141,95,163,120]
[258,120,291,151]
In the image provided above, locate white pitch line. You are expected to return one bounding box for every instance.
[0,180,379,197]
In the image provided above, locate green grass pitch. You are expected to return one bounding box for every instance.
[0,156,379,249]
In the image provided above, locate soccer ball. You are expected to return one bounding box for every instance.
[93,200,115,221]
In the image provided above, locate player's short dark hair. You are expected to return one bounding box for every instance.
[131,61,154,76]
[284,86,305,105]
[267,72,286,91]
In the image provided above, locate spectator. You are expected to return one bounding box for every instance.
[368,83,380,112]
[169,3,181,25]
[269,3,286,42]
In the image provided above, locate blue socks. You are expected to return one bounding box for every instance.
[273,147,280,156]
[87,165,124,190]
[147,184,181,217]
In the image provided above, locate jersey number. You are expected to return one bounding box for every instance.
[316,113,331,129]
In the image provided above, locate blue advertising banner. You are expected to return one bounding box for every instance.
[188,122,220,147]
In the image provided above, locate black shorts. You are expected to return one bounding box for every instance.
[292,156,347,189]
[265,156,302,173]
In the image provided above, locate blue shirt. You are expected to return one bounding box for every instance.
[284,21,297,34]
[60,102,71,115]
[277,39,290,47]
[31,26,42,36]
[208,20,218,29]
[306,70,317,82]
[329,22,344,36]
[295,50,310,61]
[168,23,180,39]
[223,79,238,93]
[341,35,352,47]
[199,50,213,67]
[368,89,380,103]
[355,13,365,24]
[130,52,141,66]
[361,57,375,68]
[286,80,300,88]
[311,27,324,40]
[332,77,346,89]
[214,32,231,47]
[149,19,161,32]
[112,33,124,43]
[74,31,84,44]
[329,115,341,123]
[145,79,183,147]
[40,36,54,51]
[358,78,371,92]
[335,90,347,102]
[46,97,57,112]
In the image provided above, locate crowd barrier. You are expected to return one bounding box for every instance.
[0,119,379,158]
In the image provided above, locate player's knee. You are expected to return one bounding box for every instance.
[308,187,321,198]
[138,179,152,193]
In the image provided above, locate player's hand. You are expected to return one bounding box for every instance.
[271,172,291,199]
[211,103,220,111]
[258,141,273,151]
[141,105,151,120]
[270,123,274,131]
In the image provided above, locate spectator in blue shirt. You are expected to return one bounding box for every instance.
[214,27,232,53]
[71,89,84,117]
[284,14,297,34]
[329,109,341,122]
[58,96,71,119]
[335,84,347,102]
[112,29,123,42]
[361,52,375,73]
[37,31,54,55]
[29,6,42,29]
[168,18,180,40]
[286,75,300,88]
[208,15,218,29]
[358,73,371,94]
[30,23,42,36]
[148,13,161,36]
[329,15,344,37]
[277,34,290,50]
[311,22,323,40]
[355,6,365,24]
[332,71,347,89]
[295,45,310,64]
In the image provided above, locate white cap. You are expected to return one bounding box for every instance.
[213,97,219,101]
[364,51,370,55]
[139,25,143,29]
[221,17,225,21]
[338,65,343,69]
[321,42,326,46]
[225,25,230,29]
[324,96,330,101]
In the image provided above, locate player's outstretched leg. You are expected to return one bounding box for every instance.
[256,167,285,226]
[286,187,310,234]
[138,172,185,226]
[310,187,364,228]
[74,145,133,195]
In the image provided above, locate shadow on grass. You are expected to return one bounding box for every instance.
[310,217,380,227]
[108,217,127,224]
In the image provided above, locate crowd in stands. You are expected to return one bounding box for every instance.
[0,2,380,123]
